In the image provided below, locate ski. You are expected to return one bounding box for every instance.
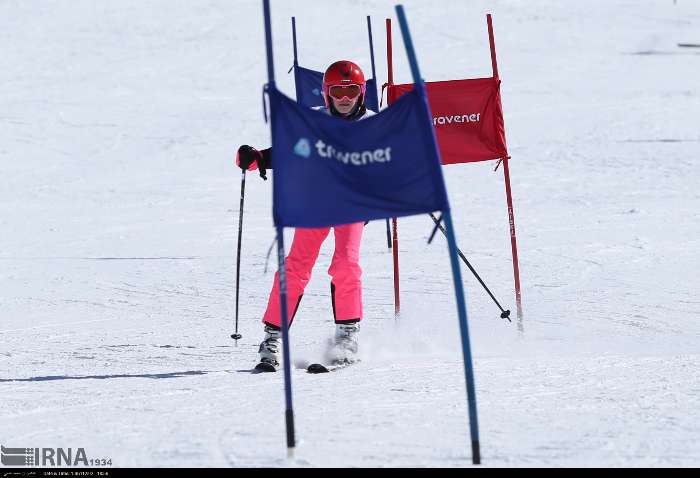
[252,362,278,374]
[307,360,359,374]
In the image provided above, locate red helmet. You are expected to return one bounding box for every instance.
[322,61,366,110]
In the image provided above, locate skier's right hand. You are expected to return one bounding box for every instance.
[236,145,268,180]
[237,145,261,170]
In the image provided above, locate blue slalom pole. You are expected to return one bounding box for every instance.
[292,17,298,67]
[366,16,380,108]
[367,16,377,80]
[263,0,275,84]
[263,0,296,454]
[442,212,481,464]
[395,4,481,465]
[276,226,296,452]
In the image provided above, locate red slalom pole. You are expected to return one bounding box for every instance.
[502,158,522,320]
[386,18,400,318]
[488,14,523,321]
[487,14,499,79]
[392,218,400,317]
[387,18,394,84]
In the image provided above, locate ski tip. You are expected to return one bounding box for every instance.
[307,359,358,373]
[307,363,330,374]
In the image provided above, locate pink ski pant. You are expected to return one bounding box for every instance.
[263,223,364,328]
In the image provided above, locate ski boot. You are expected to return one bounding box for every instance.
[326,322,360,365]
[254,324,281,373]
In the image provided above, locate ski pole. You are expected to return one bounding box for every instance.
[386,219,392,248]
[392,217,400,317]
[429,213,511,321]
[231,170,246,340]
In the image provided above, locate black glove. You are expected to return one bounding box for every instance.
[237,145,260,169]
[236,145,269,180]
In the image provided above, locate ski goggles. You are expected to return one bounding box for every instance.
[328,84,363,100]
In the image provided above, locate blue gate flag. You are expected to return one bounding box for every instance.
[293,66,324,108]
[293,65,380,112]
[366,78,380,112]
[270,86,450,228]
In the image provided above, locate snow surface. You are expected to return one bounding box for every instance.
[1,0,700,468]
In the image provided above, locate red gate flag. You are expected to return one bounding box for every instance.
[385,14,523,321]
[387,78,508,164]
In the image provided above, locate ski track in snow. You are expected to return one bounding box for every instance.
[1,0,699,468]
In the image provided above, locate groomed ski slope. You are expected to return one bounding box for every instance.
[1,0,699,468]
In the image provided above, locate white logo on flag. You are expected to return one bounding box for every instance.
[433,113,481,126]
[314,140,392,166]
[294,138,311,158]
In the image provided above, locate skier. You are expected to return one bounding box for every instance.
[236,61,374,372]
